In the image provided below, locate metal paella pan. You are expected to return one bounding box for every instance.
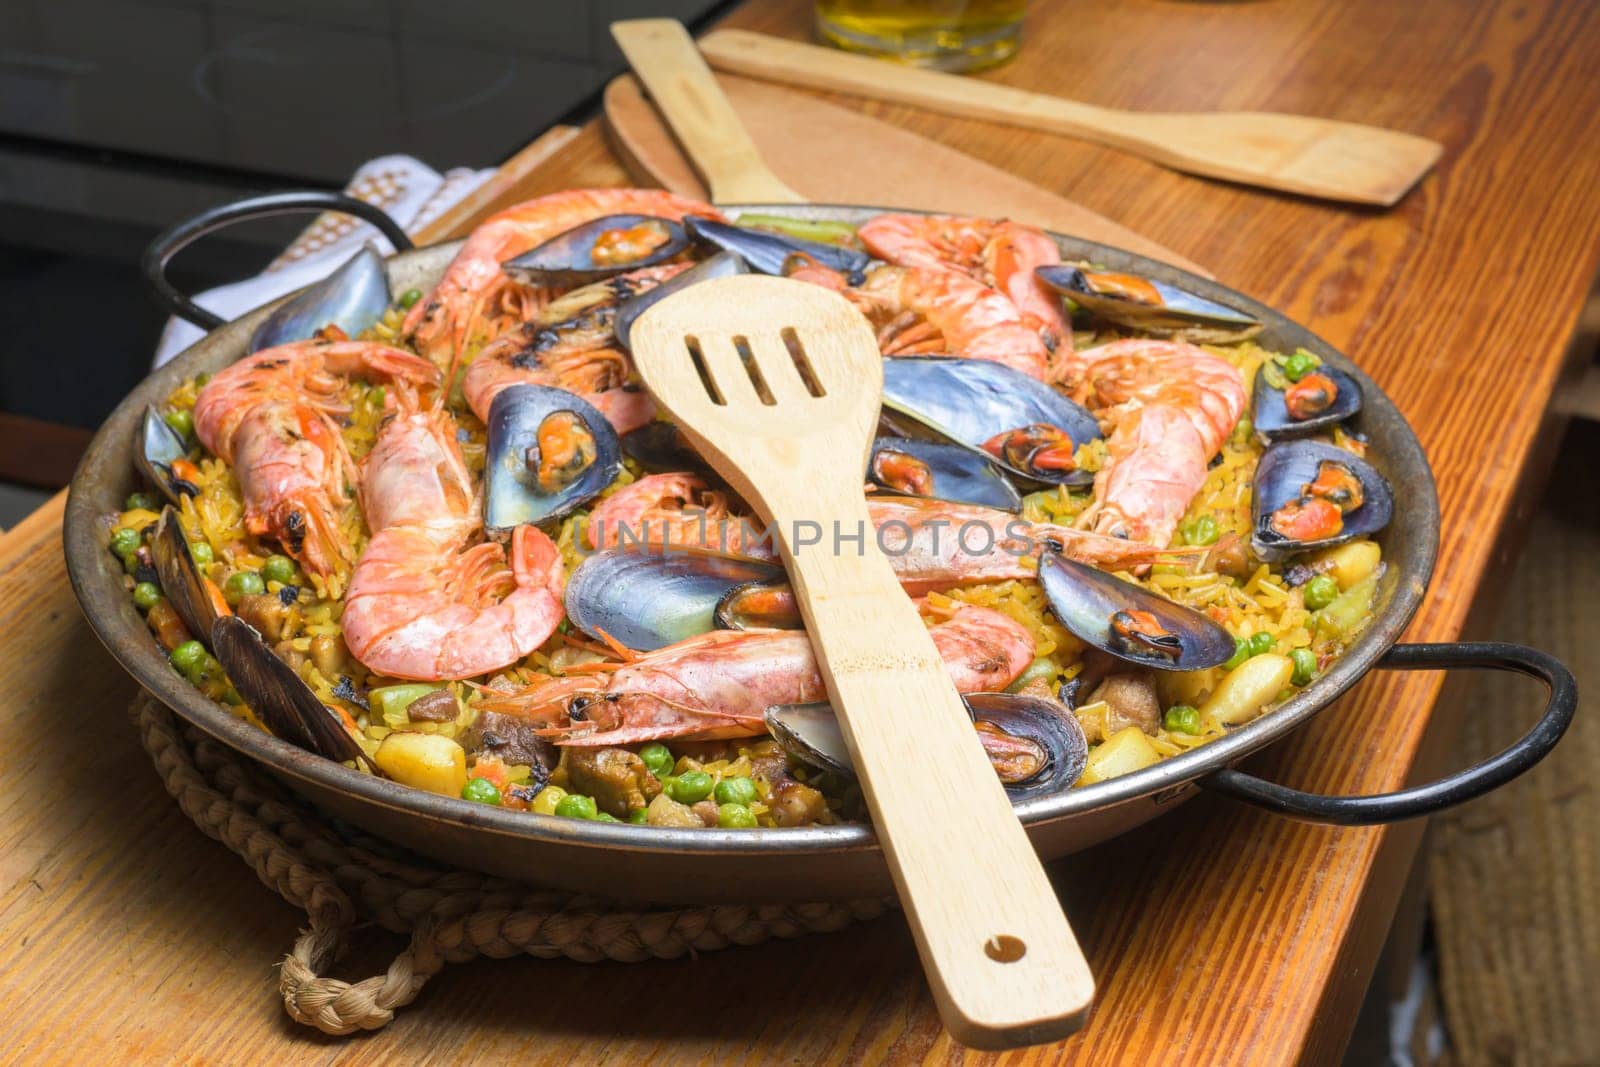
[63,192,1574,903]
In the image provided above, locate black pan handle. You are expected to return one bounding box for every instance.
[1201,641,1576,825]
[142,191,414,330]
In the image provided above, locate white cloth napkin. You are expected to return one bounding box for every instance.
[154,154,494,366]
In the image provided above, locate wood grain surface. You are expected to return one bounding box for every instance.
[4,0,1600,1062]
[602,72,1206,273]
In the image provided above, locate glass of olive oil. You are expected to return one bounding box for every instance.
[815,0,1026,72]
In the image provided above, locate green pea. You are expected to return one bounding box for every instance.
[223,570,265,605]
[1182,514,1219,546]
[461,777,502,805]
[192,654,223,684]
[110,527,140,559]
[170,640,206,676]
[627,808,649,824]
[638,742,674,779]
[714,776,759,807]
[554,794,598,820]
[717,803,758,829]
[163,408,195,438]
[668,770,714,805]
[1163,704,1202,735]
[1283,350,1319,382]
[1223,636,1250,670]
[124,491,159,513]
[1303,575,1339,611]
[368,385,386,407]
[193,372,212,388]
[1247,631,1276,657]
[189,540,214,565]
[1290,648,1318,686]
[261,555,298,586]
[594,812,622,824]
[399,288,424,309]
[133,582,162,611]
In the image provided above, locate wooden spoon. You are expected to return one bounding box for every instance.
[611,19,804,203]
[699,28,1443,207]
[627,273,1095,1049]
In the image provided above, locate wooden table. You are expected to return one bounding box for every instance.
[5,1,1599,1061]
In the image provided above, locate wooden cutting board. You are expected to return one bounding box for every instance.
[603,73,1207,277]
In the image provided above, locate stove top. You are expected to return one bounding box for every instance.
[0,0,728,431]
[2,0,723,182]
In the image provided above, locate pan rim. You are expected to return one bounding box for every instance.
[63,201,1438,857]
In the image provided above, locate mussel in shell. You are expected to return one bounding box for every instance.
[502,214,690,288]
[685,217,870,283]
[250,244,390,352]
[211,616,376,769]
[714,579,800,631]
[484,385,621,535]
[867,437,1022,512]
[880,357,1102,487]
[765,692,1088,800]
[136,406,198,506]
[1035,265,1261,343]
[564,548,783,652]
[1252,364,1363,441]
[620,421,705,473]
[151,505,227,645]
[1251,440,1393,561]
[1037,551,1236,671]
[613,251,749,350]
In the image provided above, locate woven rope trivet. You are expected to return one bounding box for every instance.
[131,692,891,1036]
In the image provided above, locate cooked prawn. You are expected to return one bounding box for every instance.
[582,472,1189,587]
[585,472,775,559]
[788,259,1052,380]
[459,264,689,431]
[193,340,439,583]
[1075,339,1247,546]
[341,399,564,681]
[402,188,720,367]
[858,213,1070,376]
[474,605,1034,746]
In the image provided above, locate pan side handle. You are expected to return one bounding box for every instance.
[142,191,415,330]
[1200,641,1576,825]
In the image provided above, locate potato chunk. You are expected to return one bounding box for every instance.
[375,732,468,796]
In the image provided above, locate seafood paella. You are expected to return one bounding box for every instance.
[107,188,1393,830]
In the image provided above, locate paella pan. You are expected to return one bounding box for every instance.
[63,190,1574,901]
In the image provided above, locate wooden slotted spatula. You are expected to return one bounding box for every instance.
[627,273,1095,1049]
[699,28,1443,207]
[611,18,803,204]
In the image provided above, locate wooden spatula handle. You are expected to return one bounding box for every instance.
[610,19,803,204]
[772,488,1095,1048]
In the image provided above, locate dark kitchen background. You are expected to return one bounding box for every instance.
[0,0,727,509]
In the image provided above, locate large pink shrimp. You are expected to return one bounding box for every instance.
[459,264,690,433]
[789,260,1052,381]
[582,473,1186,587]
[340,402,564,681]
[585,473,776,559]
[866,497,1194,593]
[857,213,1070,376]
[403,189,720,367]
[474,605,1033,746]
[1075,339,1247,546]
[193,340,439,582]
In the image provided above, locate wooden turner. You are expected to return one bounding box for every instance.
[699,28,1443,207]
[627,273,1095,1049]
[611,18,803,204]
